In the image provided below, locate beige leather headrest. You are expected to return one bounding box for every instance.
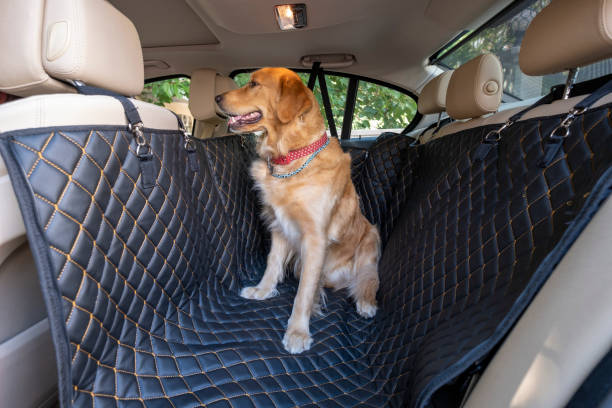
[520,0,612,76]
[446,53,503,120]
[418,70,454,115]
[189,69,237,123]
[0,0,144,97]
[0,0,74,96]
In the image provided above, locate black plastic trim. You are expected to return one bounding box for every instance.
[341,78,359,140]
[317,69,338,137]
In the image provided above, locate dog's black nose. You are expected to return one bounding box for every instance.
[215,95,223,104]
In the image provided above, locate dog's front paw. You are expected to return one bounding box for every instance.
[282,329,312,354]
[240,286,278,300]
[356,300,377,318]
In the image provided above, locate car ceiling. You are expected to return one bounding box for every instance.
[108,0,513,93]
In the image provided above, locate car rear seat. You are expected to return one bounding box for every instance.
[414,70,453,144]
[189,69,238,139]
[0,1,610,408]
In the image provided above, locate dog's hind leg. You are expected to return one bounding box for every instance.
[241,230,290,300]
[350,225,380,318]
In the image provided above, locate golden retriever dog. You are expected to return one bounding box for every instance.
[215,67,380,353]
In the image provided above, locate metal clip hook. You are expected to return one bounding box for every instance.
[129,122,151,159]
[548,106,586,141]
[483,119,514,144]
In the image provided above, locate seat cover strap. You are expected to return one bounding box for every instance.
[539,79,612,168]
[74,83,157,189]
[472,90,557,162]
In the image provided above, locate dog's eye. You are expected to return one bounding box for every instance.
[249,81,259,88]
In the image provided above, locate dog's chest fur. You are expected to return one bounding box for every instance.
[250,159,333,246]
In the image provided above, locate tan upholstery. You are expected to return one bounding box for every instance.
[0,94,180,133]
[0,0,74,96]
[418,70,453,115]
[189,69,237,139]
[189,69,237,123]
[466,196,612,408]
[520,0,612,76]
[0,0,143,97]
[42,0,144,96]
[446,53,503,120]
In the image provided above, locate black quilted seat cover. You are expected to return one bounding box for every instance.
[0,103,611,408]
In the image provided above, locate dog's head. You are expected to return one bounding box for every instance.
[216,67,324,156]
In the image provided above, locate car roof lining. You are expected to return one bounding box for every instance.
[108,0,514,93]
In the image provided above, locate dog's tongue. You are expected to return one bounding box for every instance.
[229,111,261,125]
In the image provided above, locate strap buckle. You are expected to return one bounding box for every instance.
[548,106,587,141]
[184,137,197,153]
[129,122,151,159]
[483,119,514,143]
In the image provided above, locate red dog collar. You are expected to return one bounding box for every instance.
[271,133,328,165]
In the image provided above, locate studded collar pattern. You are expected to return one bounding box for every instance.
[271,133,328,165]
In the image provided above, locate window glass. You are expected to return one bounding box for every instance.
[233,72,250,88]
[234,71,416,138]
[438,0,612,100]
[352,82,417,137]
[137,77,193,132]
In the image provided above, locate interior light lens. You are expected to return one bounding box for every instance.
[274,4,307,30]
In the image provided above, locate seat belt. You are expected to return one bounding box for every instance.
[307,62,320,90]
[306,62,338,137]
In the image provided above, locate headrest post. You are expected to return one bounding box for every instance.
[562,68,579,100]
[436,112,442,128]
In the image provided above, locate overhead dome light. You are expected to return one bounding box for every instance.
[274,4,307,30]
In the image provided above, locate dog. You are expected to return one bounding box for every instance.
[216,67,380,354]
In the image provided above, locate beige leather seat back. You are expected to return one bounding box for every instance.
[417,70,453,143]
[189,69,238,139]
[0,1,178,407]
[434,53,503,139]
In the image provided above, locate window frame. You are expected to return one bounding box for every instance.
[230,68,422,138]
[428,0,534,66]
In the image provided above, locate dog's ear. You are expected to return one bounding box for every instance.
[277,75,312,124]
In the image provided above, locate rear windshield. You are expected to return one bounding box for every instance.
[436,0,612,101]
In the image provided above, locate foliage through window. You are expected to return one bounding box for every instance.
[234,71,417,138]
[436,0,612,101]
[137,77,194,132]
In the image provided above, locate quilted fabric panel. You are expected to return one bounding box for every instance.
[351,134,418,245]
[0,102,610,407]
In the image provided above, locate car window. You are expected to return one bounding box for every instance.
[137,77,193,132]
[234,71,417,138]
[435,0,612,101]
[352,81,416,137]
